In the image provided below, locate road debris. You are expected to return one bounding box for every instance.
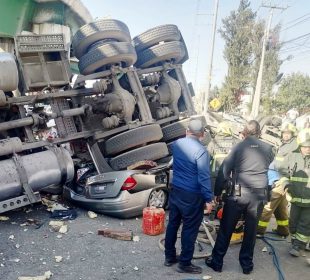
[49,221,69,233]
[133,266,139,271]
[54,256,63,263]
[98,229,133,241]
[20,218,43,228]
[0,216,9,221]
[87,211,97,219]
[16,244,21,249]
[49,221,64,231]
[18,270,53,280]
[8,235,14,240]
[262,247,268,252]
[50,209,77,220]
[203,276,213,280]
[59,225,68,234]
[133,235,140,242]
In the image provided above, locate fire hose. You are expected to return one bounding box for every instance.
[158,219,242,259]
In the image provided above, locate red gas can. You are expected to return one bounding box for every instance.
[142,207,165,236]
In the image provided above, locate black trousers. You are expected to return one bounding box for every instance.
[165,187,204,266]
[211,188,266,270]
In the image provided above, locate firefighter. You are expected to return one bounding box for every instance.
[206,120,274,274]
[207,122,239,190]
[257,122,298,236]
[276,128,310,257]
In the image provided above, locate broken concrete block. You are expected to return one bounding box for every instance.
[87,211,97,219]
[54,256,62,263]
[49,221,64,232]
[133,236,140,242]
[59,225,68,234]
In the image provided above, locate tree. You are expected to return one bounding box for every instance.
[274,73,310,114]
[218,0,256,111]
[218,1,282,114]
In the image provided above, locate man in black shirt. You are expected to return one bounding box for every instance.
[206,120,274,275]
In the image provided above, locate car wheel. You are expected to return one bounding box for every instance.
[104,124,163,156]
[161,115,207,142]
[133,24,181,53]
[109,142,169,171]
[78,41,137,75]
[135,41,187,69]
[148,188,168,208]
[72,19,131,59]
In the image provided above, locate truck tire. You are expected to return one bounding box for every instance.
[167,141,174,155]
[161,115,207,142]
[109,143,169,171]
[0,52,19,91]
[72,19,131,59]
[135,41,187,69]
[133,24,181,53]
[259,116,272,129]
[78,42,137,75]
[104,124,163,156]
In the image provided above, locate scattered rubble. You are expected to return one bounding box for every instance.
[18,271,53,280]
[49,221,68,233]
[262,247,268,252]
[59,225,68,234]
[0,216,9,221]
[8,235,14,240]
[203,276,213,280]
[87,211,97,219]
[133,236,140,242]
[54,256,63,263]
[133,266,139,271]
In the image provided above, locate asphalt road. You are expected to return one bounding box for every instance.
[0,202,309,280]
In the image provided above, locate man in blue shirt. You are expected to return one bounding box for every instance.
[164,119,213,274]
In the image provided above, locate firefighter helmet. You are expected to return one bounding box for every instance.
[296,128,310,147]
[217,122,233,136]
[280,121,297,135]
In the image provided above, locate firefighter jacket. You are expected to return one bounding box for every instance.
[277,151,310,207]
[207,135,239,178]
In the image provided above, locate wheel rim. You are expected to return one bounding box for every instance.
[148,189,166,208]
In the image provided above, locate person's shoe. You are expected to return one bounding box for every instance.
[242,268,253,275]
[164,257,179,267]
[205,257,222,272]
[289,245,301,257]
[272,229,289,238]
[176,263,202,274]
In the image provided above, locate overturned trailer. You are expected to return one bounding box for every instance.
[0,19,204,216]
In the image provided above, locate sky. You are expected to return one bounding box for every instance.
[80,0,310,93]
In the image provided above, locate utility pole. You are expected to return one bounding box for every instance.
[203,0,219,115]
[250,2,287,119]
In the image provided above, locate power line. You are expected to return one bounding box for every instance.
[282,15,310,31]
[284,12,310,25]
[282,32,310,44]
